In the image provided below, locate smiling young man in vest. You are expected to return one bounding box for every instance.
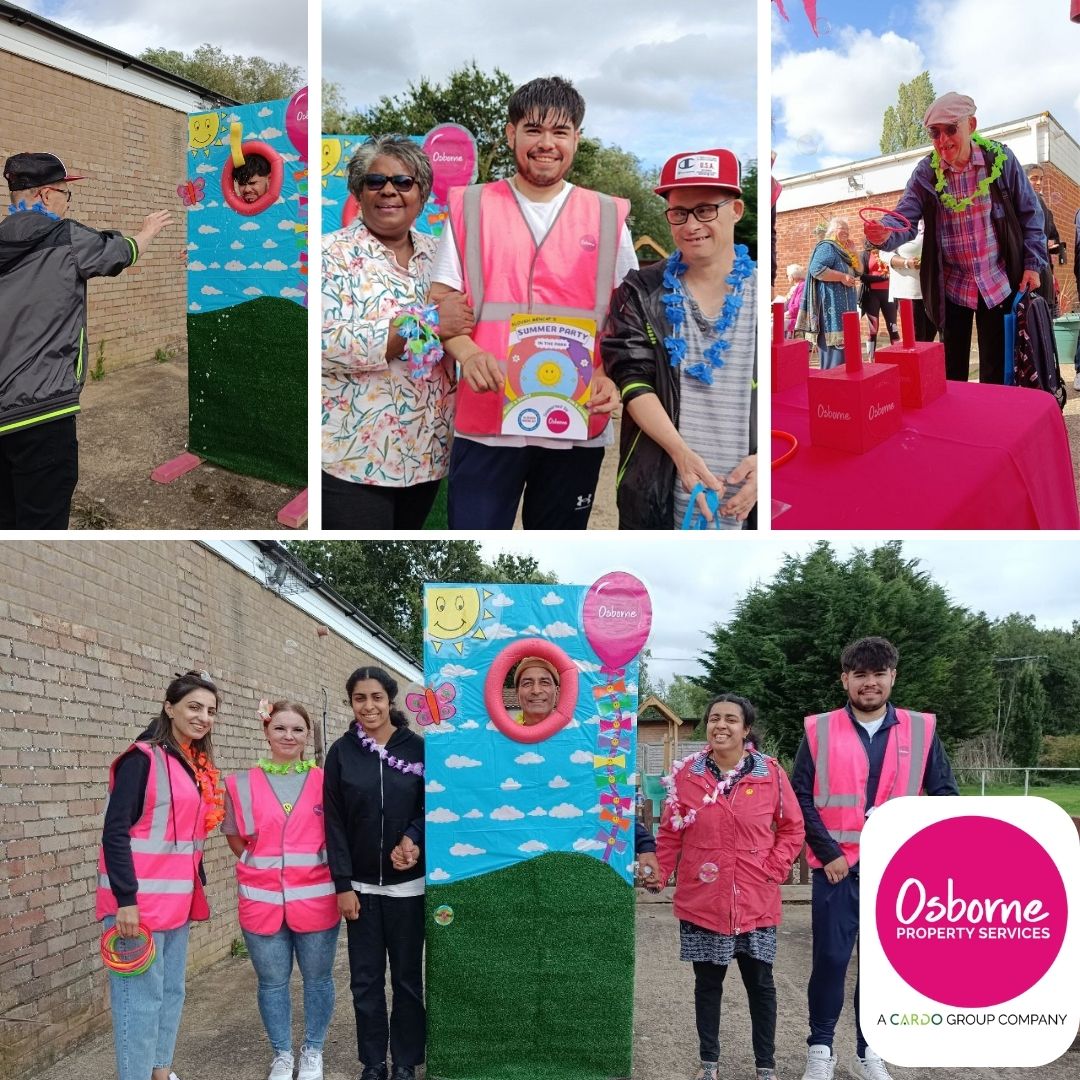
[428,76,637,529]
[791,636,958,1080]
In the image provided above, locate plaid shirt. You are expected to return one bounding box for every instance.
[938,145,1012,309]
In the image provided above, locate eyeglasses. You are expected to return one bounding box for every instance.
[43,186,72,203]
[664,198,735,225]
[361,173,417,193]
[925,124,959,140]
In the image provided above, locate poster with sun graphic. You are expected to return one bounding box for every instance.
[320,124,478,238]
[417,577,652,1080]
[501,314,595,439]
[182,89,308,487]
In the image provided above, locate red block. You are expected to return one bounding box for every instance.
[875,339,947,408]
[808,363,903,454]
[276,489,308,529]
[772,338,810,392]
[150,452,202,484]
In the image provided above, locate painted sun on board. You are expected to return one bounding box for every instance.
[426,587,496,654]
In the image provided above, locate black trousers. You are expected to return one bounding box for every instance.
[321,472,440,531]
[447,439,604,530]
[693,956,777,1069]
[344,892,425,1068]
[0,415,79,530]
[943,290,1016,385]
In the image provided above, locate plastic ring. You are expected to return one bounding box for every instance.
[100,924,156,976]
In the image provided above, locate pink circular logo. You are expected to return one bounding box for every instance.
[876,817,1067,1007]
[546,409,570,434]
[580,234,597,251]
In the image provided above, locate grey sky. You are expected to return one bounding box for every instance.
[321,0,757,172]
[479,538,1080,688]
[22,0,307,74]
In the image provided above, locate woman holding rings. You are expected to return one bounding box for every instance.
[648,694,804,1080]
[224,700,340,1080]
[96,670,225,1080]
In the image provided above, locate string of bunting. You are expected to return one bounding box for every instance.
[591,677,635,862]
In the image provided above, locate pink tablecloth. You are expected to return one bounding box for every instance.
[772,381,1080,529]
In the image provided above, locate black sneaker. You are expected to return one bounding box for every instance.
[390,1067,416,1080]
[360,1065,388,1080]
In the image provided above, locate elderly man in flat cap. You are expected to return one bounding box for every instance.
[0,152,172,529]
[864,92,1045,385]
[513,656,561,726]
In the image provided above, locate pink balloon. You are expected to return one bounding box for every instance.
[286,87,308,159]
[582,573,652,674]
[422,123,477,203]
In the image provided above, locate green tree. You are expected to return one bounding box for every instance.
[880,72,936,154]
[140,45,303,104]
[695,541,996,758]
[323,80,350,134]
[337,62,516,181]
[285,541,556,659]
[1001,662,1047,767]
[734,160,758,259]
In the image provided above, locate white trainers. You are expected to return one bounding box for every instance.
[1073,370,1080,391]
[801,1045,836,1080]
[297,1048,323,1080]
[853,1049,895,1080]
[268,1050,295,1080]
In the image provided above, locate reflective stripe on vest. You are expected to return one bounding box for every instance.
[99,874,194,895]
[805,708,935,867]
[227,767,338,934]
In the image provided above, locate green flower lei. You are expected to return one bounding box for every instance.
[256,758,316,774]
[931,132,1006,213]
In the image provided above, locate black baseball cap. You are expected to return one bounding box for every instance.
[3,153,86,192]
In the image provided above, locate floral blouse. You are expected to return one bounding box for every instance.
[322,221,455,487]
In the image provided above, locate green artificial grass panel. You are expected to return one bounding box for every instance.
[426,852,634,1080]
[187,296,307,487]
[425,477,448,529]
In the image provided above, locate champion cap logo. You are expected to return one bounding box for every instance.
[676,154,720,179]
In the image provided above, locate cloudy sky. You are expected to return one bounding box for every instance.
[479,536,1080,688]
[20,0,306,73]
[322,0,757,172]
[773,0,1080,179]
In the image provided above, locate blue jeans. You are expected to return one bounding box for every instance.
[806,869,866,1056]
[243,924,340,1053]
[105,917,190,1080]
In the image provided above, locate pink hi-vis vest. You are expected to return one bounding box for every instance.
[803,707,935,869]
[225,767,338,934]
[447,180,629,437]
[96,742,209,931]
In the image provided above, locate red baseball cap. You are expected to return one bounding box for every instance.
[655,148,741,197]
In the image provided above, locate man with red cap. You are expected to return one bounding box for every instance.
[864,92,1045,385]
[602,148,757,529]
[0,152,173,528]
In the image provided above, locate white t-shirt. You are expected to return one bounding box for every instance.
[431,180,638,450]
[856,711,888,741]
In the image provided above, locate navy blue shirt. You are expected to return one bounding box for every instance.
[791,702,958,868]
[635,820,656,855]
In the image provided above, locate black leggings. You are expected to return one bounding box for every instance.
[693,956,777,1068]
[321,471,440,530]
[861,290,899,348]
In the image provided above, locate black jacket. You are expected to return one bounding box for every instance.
[602,261,757,530]
[323,722,425,891]
[100,728,203,907]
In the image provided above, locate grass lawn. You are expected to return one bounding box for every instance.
[959,783,1080,816]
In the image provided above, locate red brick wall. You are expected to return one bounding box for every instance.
[775,164,1080,313]
[1,50,187,370]
[0,542,412,1077]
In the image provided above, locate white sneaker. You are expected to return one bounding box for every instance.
[1073,370,1080,391]
[297,1048,323,1080]
[268,1050,295,1080]
[853,1049,894,1080]
[801,1045,836,1080]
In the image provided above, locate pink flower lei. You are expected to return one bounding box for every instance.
[356,730,424,776]
[661,750,744,830]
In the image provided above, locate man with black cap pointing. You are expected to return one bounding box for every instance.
[0,152,173,528]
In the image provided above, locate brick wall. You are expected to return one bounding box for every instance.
[1,50,187,371]
[0,541,416,1078]
[775,164,1080,314]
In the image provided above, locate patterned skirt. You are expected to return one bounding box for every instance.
[679,921,778,966]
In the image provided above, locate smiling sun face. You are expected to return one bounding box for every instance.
[188,112,225,157]
[426,587,495,654]
[537,361,561,387]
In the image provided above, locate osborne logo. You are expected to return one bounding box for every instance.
[869,401,897,420]
[817,404,851,421]
[431,151,464,163]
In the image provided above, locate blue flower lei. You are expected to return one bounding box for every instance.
[662,243,753,384]
[393,303,444,379]
[7,200,60,221]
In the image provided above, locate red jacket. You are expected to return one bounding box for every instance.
[655,751,804,936]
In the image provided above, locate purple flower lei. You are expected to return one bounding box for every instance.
[356,730,424,776]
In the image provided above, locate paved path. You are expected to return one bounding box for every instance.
[28,897,1078,1080]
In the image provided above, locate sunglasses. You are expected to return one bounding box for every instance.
[926,124,959,140]
[361,173,417,193]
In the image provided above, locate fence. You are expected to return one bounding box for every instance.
[955,765,1080,794]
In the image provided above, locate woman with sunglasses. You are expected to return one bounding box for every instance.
[603,148,757,530]
[322,135,475,529]
[96,671,225,1080]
